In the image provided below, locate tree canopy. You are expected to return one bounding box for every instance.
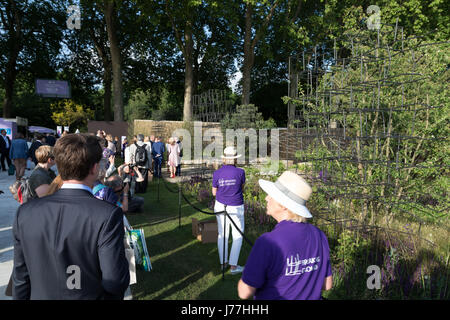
[0,0,447,127]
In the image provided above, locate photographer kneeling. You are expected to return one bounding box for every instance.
[112,163,145,213]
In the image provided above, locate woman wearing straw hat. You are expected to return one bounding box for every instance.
[238,171,333,300]
[212,146,246,275]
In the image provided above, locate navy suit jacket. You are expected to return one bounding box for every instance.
[12,188,130,300]
[0,135,10,153]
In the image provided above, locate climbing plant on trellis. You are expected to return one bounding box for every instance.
[285,23,449,243]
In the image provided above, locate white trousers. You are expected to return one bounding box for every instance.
[214,200,245,266]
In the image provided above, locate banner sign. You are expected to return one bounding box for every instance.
[36,79,71,98]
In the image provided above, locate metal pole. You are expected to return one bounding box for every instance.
[222,205,227,281]
[157,176,160,202]
[178,183,182,228]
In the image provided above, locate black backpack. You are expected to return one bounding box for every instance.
[135,143,148,166]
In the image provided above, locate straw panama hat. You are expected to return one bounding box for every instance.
[221,146,241,159]
[258,171,313,218]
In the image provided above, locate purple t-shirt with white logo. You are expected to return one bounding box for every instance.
[212,165,246,206]
[242,220,332,300]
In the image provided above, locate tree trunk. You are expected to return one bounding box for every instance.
[104,0,123,121]
[288,55,299,127]
[103,61,113,121]
[2,64,16,118]
[241,3,254,106]
[2,1,23,118]
[183,21,194,122]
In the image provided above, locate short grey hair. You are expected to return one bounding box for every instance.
[137,134,144,142]
[105,174,124,190]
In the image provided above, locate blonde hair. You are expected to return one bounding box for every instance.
[35,145,53,164]
[222,158,237,166]
[106,134,113,141]
[45,175,63,196]
[285,208,308,223]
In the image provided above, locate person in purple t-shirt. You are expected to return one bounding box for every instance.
[212,146,246,275]
[238,171,333,300]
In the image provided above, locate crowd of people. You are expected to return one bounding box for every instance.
[5,129,185,299]
[4,128,333,300]
[0,130,59,180]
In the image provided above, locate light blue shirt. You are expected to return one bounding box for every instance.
[61,183,93,194]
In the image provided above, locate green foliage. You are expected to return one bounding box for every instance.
[124,86,182,121]
[286,26,449,224]
[151,87,182,120]
[251,82,287,126]
[124,88,152,121]
[50,99,94,130]
[221,104,277,131]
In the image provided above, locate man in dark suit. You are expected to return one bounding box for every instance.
[0,129,12,171]
[45,133,56,147]
[28,135,46,165]
[13,133,130,300]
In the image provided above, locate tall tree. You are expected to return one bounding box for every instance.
[250,0,326,125]
[240,0,280,105]
[104,0,124,121]
[193,1,240,94]
[163,0,197,121]
[0,0,65,118]
[0,0,24,118]
[87,2,113,121]
[136,0,238,122]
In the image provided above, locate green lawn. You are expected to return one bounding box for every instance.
[127,177,254,300]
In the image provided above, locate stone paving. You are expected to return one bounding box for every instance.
[0,168,22,300]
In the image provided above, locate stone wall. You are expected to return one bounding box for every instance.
[88,121,129,139]
[133,120,338,166]
[133,120,221,143]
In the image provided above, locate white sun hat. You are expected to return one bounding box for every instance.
[221,146,241,159]
[258,171,313,218]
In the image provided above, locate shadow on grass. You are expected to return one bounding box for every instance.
[127,176,256,300]
[130,222,240,300]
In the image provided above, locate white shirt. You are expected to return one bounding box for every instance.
[124,146,131,164]
[60,183,93,194]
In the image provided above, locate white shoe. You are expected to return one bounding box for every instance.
[230,265,244,275]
